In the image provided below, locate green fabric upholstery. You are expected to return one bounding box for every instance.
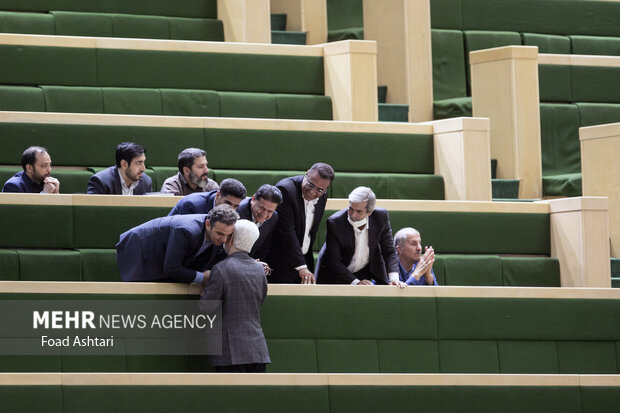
[571,35,620,56]
[538,65,571,103]
[0,11,54,34]
[0,45,96,86]
[438,340,500,373]
[433,97,472,119]
[522,33,570,54]
[378,103,409,122]
[102,88,162,115]
[0,0,218,19]
[0,86,45,111]
[432,29,467,101]
[168,16,224,41]
[0,386,63,413]
[0,123,204,167]
[204,129,434,173]
[326,0,364,41]
[557,341,618,374]
[430,0,462,30]
[160,89,220,117]
[430,256,446,285]
[52,11,113,37]
[124,355,192,372]
[501,257,560,287]
[0,205,73,248]
[149,166,184,193]
[266,339,318,373]
[540,104,581,176]
[0,249,19,280]
[73,206,170,249]
[316,339,379,372]
[271,31,307,45]
[491,179,519,199]
[572,66,620,104]
[18,250,82,281]
[577,102,620,127]
[42,86,104,113]
[498,340,559,374]
[78,249,120,282]
[377,339,440,373]
[543,173,582,197]
[0,355,60,372]
[330,384,580,412]
[436,297,620,340]
[0,166,90,194]
[274,94,333,120]
[271,14,287,31]
[95,49,325,94]
[213,170,304,196]
[461,0,620,37]
[108,14,170,39]
[612,258,620,277]
[581,386,620,413]
[330,172,444,200]
[219,91,277,119]
[62,385,329,413]
[441,254,502,286]
[61,355,127,372]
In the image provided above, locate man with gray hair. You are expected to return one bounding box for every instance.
[161,148,219,196]
[316,186,405,287]
[394,227,437,285]
[201,219,270,372]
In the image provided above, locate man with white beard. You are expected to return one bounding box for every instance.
[161,148,219,196]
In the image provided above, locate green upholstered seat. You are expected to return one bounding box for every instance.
[571,66,620,104]
[571,35,620,56]
[378,104,409,122]
[78,249,120,282]
[0,11,54,34]
[0,249,19,280]
[522,33,570,54]
[543,173,582,198]
[433,97,472,119]
[271,31,307,45]
[491,179,519,199]
[18,250,82,281]
[0,86,46,111]
[326,0,364,42]
[577,102,620,127]
[431,29,467,102]
[501,256,561,287]
[538,65,571,103]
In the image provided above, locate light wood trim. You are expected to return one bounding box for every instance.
[0,193,73,205]
[538,54,571,65]
[0,33,322,56]
[425,117,491,134]
[2,282,620,300]
[543,197,609,213]
[2,373,620,387]
[0,111,434,134]
[539,53,620,67]
[580,122,620,141]
[470,45,538,64]
[71,194,179,207]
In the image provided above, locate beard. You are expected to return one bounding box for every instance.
[189,170,208,188]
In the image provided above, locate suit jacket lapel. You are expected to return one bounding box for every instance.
[112,167,122,194]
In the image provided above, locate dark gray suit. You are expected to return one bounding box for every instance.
[87,166,152,195]
[316,208,399,285]
[237,197,278,262]
[201,251,270,367]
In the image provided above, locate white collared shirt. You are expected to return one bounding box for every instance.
[347,220,370,274]
[118,169,139,195]
[301,197,318,254]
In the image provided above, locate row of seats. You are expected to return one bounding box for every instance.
[0,117,443,199]
[0,10,224,41]
[0,285,617,373]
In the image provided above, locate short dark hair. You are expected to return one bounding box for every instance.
[308,162,335,182]
[177,148,206,173]
[255,184,283,205]
[207,204,239,226]
[219,178,246,199]
[21,146,48,170]
[115,142,146,167]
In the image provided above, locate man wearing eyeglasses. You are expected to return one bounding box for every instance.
[267,163,335,284]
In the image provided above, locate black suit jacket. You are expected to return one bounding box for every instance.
[237,197,278,262]
[168,190,217,216]
[316,208,399,285]
[87,166,152,195]
[267,175,327,283]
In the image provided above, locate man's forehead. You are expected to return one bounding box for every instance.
[407,233,421,242]
[349,201,368,209]
[35,152,50,163]
[192,156,207,166]
[211,221,234,232]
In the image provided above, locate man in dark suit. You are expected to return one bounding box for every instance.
[87,142,152,195]
[201,219,270,372]
[267,163,335,284]
[116,205,238,283]
[236,184,282,262]
[2,146,60,193]
[316,186,405,287]
[168,178,246,216]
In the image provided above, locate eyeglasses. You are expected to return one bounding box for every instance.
[304,175,327,194]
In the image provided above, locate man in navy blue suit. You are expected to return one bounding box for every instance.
[236,184,282,262]
[168,178,246,216]
[2,146,60,193]
[87,142,152,195]
[116,205,238,283]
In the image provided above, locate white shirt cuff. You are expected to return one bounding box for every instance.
[294,265,308,271]
[388,272,399,283]
[351,279,360,285]
[192,271,204,284]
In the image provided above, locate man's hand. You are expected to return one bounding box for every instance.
[357,279,373,285]
[389,280,407,288]
[43,177,60,194]
[298,268,316,285]
[412,247,434,281]
[423,246,435,285]
[201,270,211,286]
[256,260,272,276]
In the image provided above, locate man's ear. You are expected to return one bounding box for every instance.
[182,166,190,177]
[25,164,33,174]
[205,220,211,231]
[120,159,128,170]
